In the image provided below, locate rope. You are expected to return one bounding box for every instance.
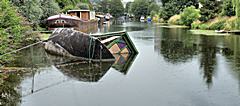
[88,37,92,62]
[91,39,96,59]
[0,41,43,58]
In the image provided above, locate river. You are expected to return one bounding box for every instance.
[3,22,240,106]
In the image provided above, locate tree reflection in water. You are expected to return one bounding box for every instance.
[0,73,21,105]
[199,36,218,88]
[160,40,198,64]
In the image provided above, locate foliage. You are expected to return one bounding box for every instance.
[109,0,124,18]
[125,2,132,13]
[168,15,181,25]
[130,0,149,20]
[97,0,124,18]
[0,73,21,105]
[224,16,240,30]
[160,0,199,20]
[76,3,90,10]
[148,2,160,16]
[232,0,240,17]
[0,0,36,64]
[98,0,110,13]
[208,17,228,30]
[221,0,235,16]
[18,0,43,25]
[179,6,201,26]
[199,0,222,22]
[40,0,61,20]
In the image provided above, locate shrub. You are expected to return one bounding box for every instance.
[191,20,201,29]
[179,6,200,26]
[199,23,209,30]
[168,15,181,25]
[224,17,239,30]
[208,17,228,30]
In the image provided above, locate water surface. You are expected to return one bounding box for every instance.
[4,22,240,106]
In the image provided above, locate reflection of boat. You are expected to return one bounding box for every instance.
[112,54,137,75]
[56,61,113,82]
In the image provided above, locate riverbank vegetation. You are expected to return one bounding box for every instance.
[127,0,240,30]
[0,0,94,65]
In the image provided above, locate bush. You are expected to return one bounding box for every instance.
[208,17,228,30]
[191,20,201,29]
[168,15,181,25]
[224,17,240,30]
[179,6,200,26]
[199,23,209,30]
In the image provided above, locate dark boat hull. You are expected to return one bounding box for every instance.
[44,28,115,61]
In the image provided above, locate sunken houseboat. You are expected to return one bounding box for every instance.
[44,28,138,62]
[47,10,98,33]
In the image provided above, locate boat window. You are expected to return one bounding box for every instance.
[61,20,66,23]
[55,20,60,23]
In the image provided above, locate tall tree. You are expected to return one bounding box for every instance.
[130,0,149,19]
[232,0,240,17]
[125,2,132,13]
[160,0,199,20]
[109,0,124,18]
[199,0,222,22]
[41,0,60,20]
[221,0,235,16]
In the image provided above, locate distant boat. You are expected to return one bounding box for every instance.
[140,16,145,22]
[215,30,227,33]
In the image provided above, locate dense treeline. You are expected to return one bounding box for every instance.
[94,0,124,18]
[128,0,240,30]
[0,0,93,64]
[10,0,92,30]
[0,0,35,64]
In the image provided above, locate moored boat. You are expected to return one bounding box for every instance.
[47,10,98,33]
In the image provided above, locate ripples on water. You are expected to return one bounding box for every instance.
[2,22,240,106]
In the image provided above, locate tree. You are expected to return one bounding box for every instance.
[98,0,111,13]
[130,0,149,19]
[221,0,235,16]
[160,0,199,20]
[148,1,160,15]
[232,0,240,17]
[179,6,200,26]
[40,0,60,20]
[125,2,132,13]
[17,0,43,25]
[109,0,124,18]
[199,0,222,22]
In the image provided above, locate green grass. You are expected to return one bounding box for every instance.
[189,30,230,36]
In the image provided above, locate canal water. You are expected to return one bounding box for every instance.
[3,22,240,106]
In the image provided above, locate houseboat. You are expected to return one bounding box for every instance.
[44,29,138,62]
[47,10,98,33]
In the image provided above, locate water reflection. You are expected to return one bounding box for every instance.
[153,27,240,89]
[3,22,240,105]
[199,36,218,88]
[56,62,113,82]
[112,54,137,75]
[0,73,21,105]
